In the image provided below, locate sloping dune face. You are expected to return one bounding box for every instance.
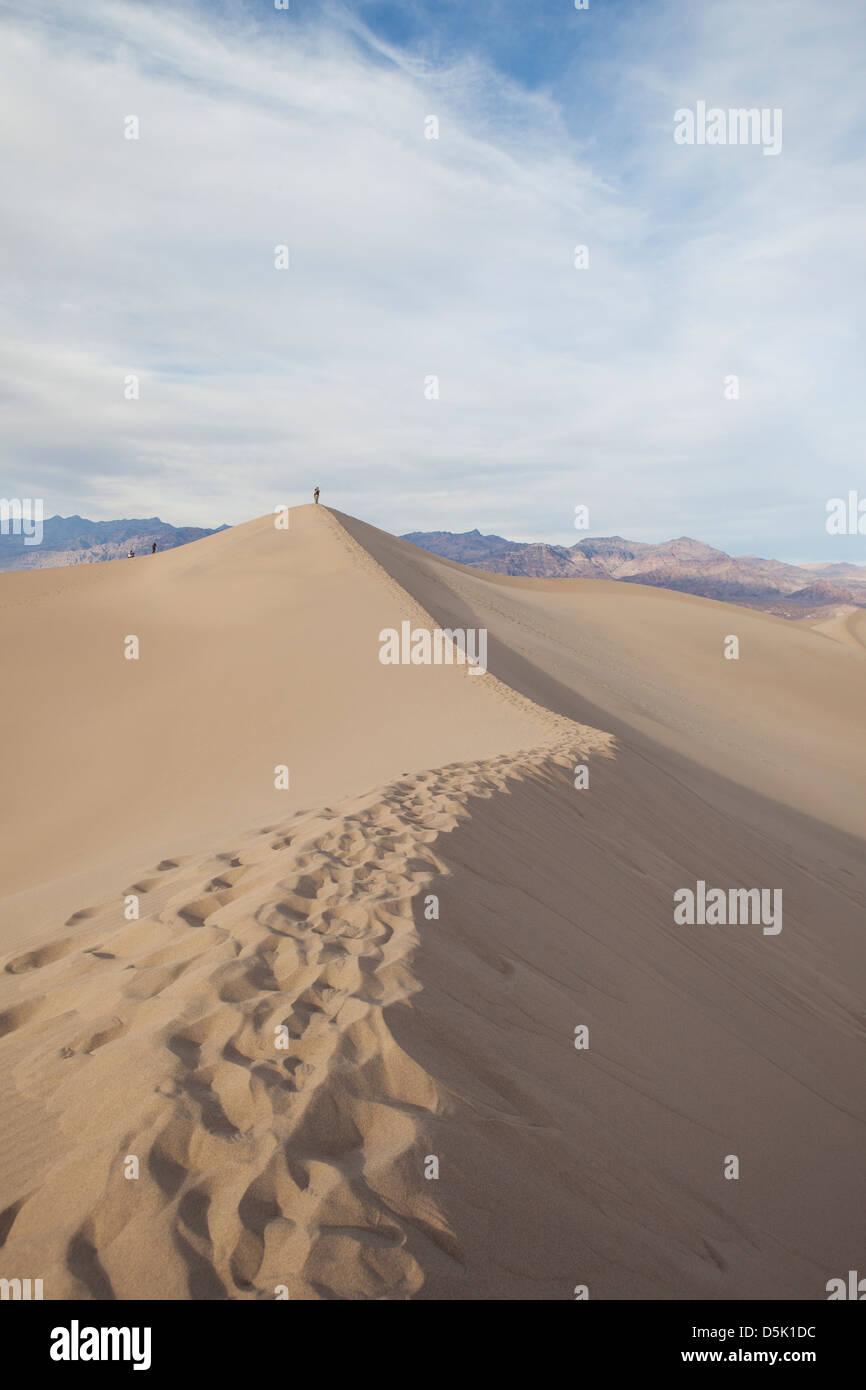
[0,505,553,935]
[809,606,866,654]
[335,511,866,839]
[1,506,864,1300]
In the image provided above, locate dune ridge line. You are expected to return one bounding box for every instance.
[0,735,604,1300]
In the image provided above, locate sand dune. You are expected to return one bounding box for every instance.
[336,510,866,839]
[1,505,864,1299]
[0,506,551,948]
[809,606,866,654]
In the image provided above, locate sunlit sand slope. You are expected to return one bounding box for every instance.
[0,506,863,1299]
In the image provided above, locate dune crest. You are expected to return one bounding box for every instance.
[0,735,602,1299]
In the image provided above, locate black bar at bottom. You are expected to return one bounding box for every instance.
[5,1298,862,1375]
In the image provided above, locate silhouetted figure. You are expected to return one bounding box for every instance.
[313,487,320,503]
[127,549,134,558]
[152,541,157,553]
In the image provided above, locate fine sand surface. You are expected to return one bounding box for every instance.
[808,606,866,654]
[0,505,864,1299]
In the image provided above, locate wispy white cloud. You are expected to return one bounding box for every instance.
[0,0,864,558]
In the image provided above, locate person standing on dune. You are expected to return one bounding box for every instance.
[313,487,320,503]
[152,541,157,553]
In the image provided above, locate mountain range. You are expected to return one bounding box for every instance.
[401,529,866,619]
[0,515,228,572]
[4,515,864,620]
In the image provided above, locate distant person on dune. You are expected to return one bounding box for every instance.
[313,487,320,503]
[152,541,157,553]
[127,549,134,558]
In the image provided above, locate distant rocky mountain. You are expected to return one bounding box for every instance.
[401,529,517,565]
[799,560,866,581]
[0,515,229,572]
[401,529,866,619]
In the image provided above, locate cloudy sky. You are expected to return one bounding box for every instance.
[1,0,864,558]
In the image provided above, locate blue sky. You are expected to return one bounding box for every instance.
[1,0,864,559]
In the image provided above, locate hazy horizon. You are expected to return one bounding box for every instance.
[9,505,865,568]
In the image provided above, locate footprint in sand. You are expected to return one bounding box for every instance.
[0,998,51,1037]
[128,877,164,894]
[60,1016,127,1056]
[64,903,110,926]
[4,937,78,974]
